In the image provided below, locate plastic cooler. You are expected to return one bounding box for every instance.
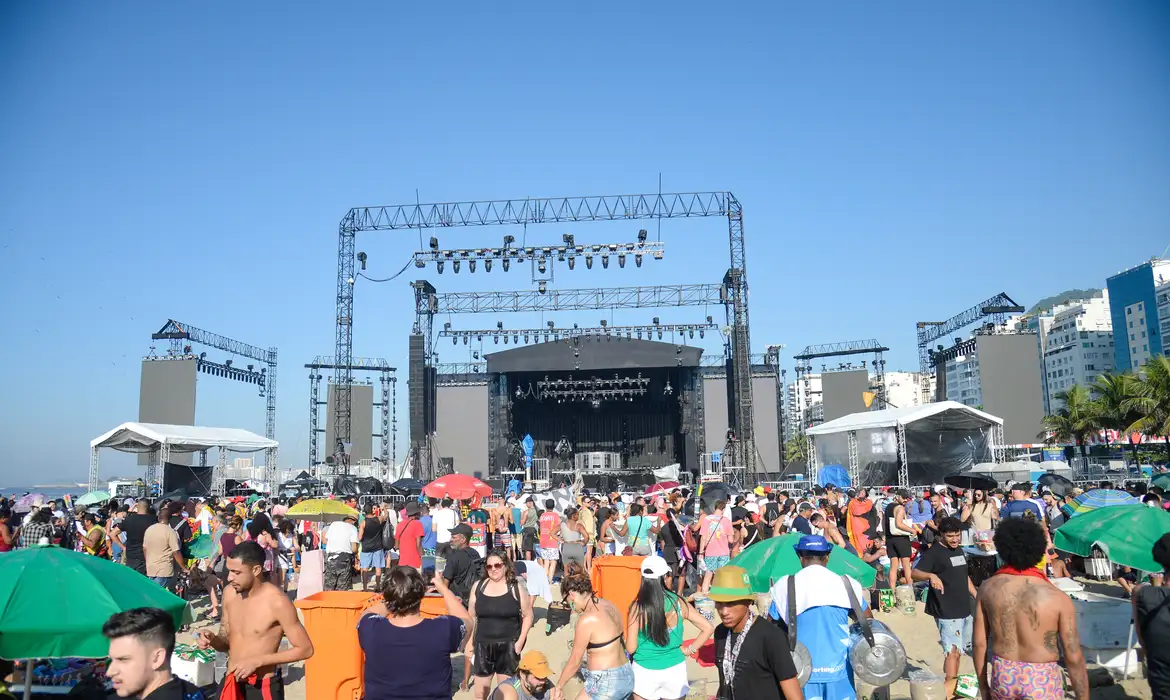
[294,591,379,700]
[590,556,644,629]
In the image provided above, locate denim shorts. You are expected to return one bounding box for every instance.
[936,615,973,655]
[359,550,386,569]
[149,575,175,591]
[581,663,635,700]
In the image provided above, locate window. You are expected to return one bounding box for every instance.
[1129,308,1133,315]
[1083,342,1091,348]
[1144,344,1149,352]
[1080,331,1089,339]
[1086,365,1095,371]
[1142,330,1147,338]
[1132,333,1136,341]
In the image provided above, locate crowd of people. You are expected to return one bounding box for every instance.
[4,476,1169,700]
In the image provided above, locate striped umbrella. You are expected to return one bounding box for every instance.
[1069,489,1140,516]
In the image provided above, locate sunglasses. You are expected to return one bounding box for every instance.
[486,562,505,571]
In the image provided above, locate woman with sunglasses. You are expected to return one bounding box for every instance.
[961,490,998,532]
[557,567,635,700]
[469,549,533,700]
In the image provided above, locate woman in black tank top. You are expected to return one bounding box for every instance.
[469,550,533,696]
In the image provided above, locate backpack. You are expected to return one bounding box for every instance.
[684,522,700,554]
[380,519,396,552]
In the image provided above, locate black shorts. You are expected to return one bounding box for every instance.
[887,536,913,559]
[473,640,519,678]
[241,668,284,700]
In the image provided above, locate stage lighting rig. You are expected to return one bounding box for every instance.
[438,320,717,344]
[411,237,664,274]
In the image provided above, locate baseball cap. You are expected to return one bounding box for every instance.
[1011,482,1032,493]
[517,651,553,679]
[797,502,813,512]
[405,502,421,516]
[640,555,670,580]
[794,534,833,554]
[450,523,473,538]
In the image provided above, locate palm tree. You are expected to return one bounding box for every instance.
[1089,371,1141,465]
[1124,355,1170,459]
[1040,384,1097,466]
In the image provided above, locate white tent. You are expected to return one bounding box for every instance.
[805,401,1004,488]
[807,401,1002,435]
[89,422,278,494]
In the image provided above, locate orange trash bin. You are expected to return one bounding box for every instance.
[294,591,379,700]
[419,593,450,619]
[590,556,645,629]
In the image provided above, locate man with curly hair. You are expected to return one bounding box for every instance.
[973,518,1087,700]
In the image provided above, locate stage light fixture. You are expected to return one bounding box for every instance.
[503,259,510,272]
[637,331,642,339]
[503,336,509,344]
[563,233,574,246]
[547,320,555,328]
[453,336,458,345]
[357,251,367,270]
[568,257,576,270]
[524,334,530,343]
[200,352,207,359]
[497,321,504,330]
[429,237,439,251]
[513,334,519,344]
[585,255,593,269]
[484,259,492,272]
[537,259,547,274]
[601,255,609,269]
[638,228,648,244]
[477,335,483,342]
[699,329,705,338]
[473,351,480,359]
[503,234,515,247]
[653,317,660,325]
[538,281,547,295]
[469,260,476,273]
[225,359,233,367]
[689,329,694,339]
[494,336,499,344]
[658,330,663,340]
[452,260,461,273]
[618,254,626,268]
[516,386,522,397]
[635,254,643,267]
[437,261,445,274]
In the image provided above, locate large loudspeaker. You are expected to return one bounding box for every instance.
[409,335,425,442]
[725,358,737,431]
[425,366,438,433]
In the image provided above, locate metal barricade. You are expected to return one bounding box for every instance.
[356,493,407,511]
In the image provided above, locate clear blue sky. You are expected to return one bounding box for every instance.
[2,2,1168,482]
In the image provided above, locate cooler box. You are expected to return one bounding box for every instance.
[590,556,644,629]
[1085,556,1114,580]
[294,591,379,700]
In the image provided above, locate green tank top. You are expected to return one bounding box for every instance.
[633,592,686,670]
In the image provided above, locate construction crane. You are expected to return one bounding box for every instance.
[916,293,1025,372]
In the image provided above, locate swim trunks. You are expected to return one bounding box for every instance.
[989,654,1062,700]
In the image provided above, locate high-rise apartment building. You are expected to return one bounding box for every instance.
[785,372,822,436]
[880,371,934,408]
[1106,259,1170,371]
[1041,293,1114,411]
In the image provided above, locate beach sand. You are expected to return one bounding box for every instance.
[183,577,1153,699]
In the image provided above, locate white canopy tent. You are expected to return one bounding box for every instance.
[89,422,278,495]
[806,401,1004,487]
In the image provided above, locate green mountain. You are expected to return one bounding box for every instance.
[1027,288,1103,315]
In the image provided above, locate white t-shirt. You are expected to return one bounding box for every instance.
[323,521,359,554]
[434,507,457,544]
[195,509,214,536]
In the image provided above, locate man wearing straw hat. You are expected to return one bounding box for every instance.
[709,565,804,700]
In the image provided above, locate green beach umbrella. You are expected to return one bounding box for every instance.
[0,545,191,659]
[75,490,111,507]
[728,533,876,592]
[1054,504,1170,573]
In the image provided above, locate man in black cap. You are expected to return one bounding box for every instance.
[1134,532,1170,699]
[442,523,481,605]
[790,502,814,535]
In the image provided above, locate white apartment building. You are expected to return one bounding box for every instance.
[945,352,982,408]
[1042,294,1113,411]
[879,371,934,408]
[785,372,822,435]
[1157,277,1170,358]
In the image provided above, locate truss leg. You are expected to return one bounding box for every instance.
[897,424,909,488]
[308,372,320,467]
[89,447,100,493]
[334,225,356,470]
[266,349,278,443]
[214,448,227,497]
[807,435,818,486]
[264,447,277,491]
[380,373,391,465]
[847,431,859,487]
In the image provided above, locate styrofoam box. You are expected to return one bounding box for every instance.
[1085,557,1114,580]
[1083,646,1140,675]
[172,656,215,688]
[1071,592,1132,649]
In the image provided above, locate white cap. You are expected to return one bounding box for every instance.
[641,555,670,579]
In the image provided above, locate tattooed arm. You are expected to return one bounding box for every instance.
[1057,593,1088,700]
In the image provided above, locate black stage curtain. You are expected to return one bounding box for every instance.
[163,462,213,496]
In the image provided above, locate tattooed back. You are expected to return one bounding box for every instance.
[977,574,1072,663]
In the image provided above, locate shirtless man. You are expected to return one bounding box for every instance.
[197,541,314,699]
[973,517,1087,700]
[810,512,848,550]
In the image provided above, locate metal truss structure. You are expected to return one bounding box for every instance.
[305,356,397,471]
[916,293,1024,372]
[424,283,724,315]
[793,339,890,408]
[150,320,278,488]
[336,192,756,482]
[440,319,716,345]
